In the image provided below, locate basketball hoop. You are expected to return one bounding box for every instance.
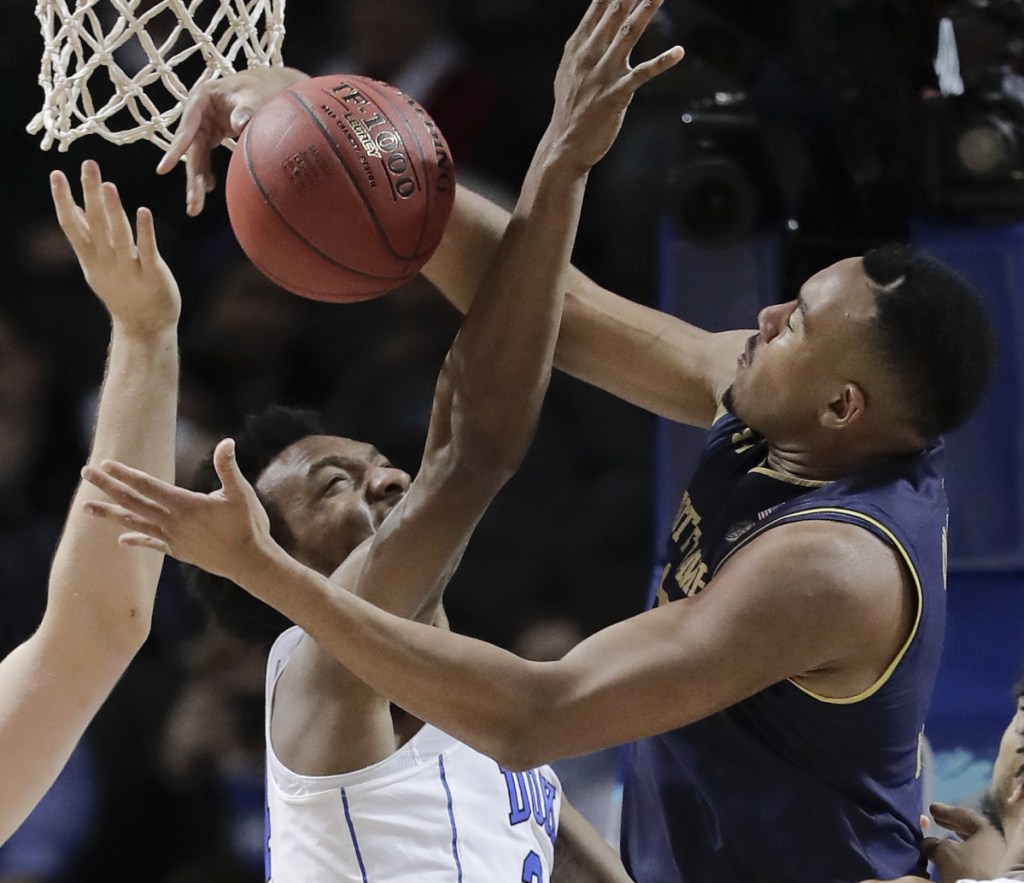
[28,0,287,152]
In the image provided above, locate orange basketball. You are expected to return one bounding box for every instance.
[226,74,456,302]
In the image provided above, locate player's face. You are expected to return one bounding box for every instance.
[255,435,410,576]
[726,257,877,439]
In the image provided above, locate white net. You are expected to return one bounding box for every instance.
[28,0,287,151]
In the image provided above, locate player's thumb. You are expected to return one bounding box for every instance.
[230,105,255,134]
[921,835,946,861]
[213,437,247,498]
[930,802,985,837]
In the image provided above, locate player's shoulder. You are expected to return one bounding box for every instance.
[729,518,906,604]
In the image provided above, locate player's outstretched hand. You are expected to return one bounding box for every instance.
[158,66,310,216]
[546,0,683,174]
[81,438,275,585]
[51,160,180,337]
[923,802,1008,883]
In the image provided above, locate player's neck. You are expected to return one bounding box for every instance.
[765,443,896,482]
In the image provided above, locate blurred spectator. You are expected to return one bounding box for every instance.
[181,257,334,434]
[155,628,268,881]
[322,275,461,472]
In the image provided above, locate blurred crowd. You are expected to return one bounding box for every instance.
[0,0,661,878]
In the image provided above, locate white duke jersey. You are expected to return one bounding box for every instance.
[264,627,561,882]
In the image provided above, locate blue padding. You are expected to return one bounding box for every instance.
[912,220,1024,570]
[653,217,782,550]
[926,571,1024,756]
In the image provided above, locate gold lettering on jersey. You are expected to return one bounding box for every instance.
[675,550,709,595]
[655,561,672,606]
[661,492,710,602]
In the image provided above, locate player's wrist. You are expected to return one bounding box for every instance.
[110,318,179,346]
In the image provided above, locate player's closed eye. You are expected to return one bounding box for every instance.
[324,474,352,492]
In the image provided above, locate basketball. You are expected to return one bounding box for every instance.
[225,74,456,302]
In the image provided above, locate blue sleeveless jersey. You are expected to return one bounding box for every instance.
[621,408,948,883]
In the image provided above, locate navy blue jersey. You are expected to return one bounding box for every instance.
[621,407,948,883]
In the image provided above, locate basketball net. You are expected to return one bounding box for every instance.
[28,0,287,152]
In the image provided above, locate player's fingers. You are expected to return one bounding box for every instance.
[84,460,181,510]
[930,802,986,838]
[82,499,168,541]
[566,0,612,53]
[82,464,172,517]
[213,438,251,501]
[81,161,116,253]
[607,0,663,67]
[157,94,207,174]
[118,532,171,554]
[624,44,684,90]
[587,0,631,56]
[49,170,91,251]
[102,181,138,259]
[229,103,255,134]
[184,147,212,216]
[921,835,955,862]
[134,207,159,267]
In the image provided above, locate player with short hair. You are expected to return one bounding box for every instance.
[0,160,179,844]
[87,2,679,880]
[97,4,997,883]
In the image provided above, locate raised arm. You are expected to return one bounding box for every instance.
[423,185,748,427]
[161,59,743,430]
[348,0,685,622]
[82,453,904,772]
[0,161,179,843]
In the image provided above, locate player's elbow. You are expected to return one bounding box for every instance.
[89,605,152,659]
[485,665,574,771]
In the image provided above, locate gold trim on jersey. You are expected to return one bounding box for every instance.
[715,506,923,706]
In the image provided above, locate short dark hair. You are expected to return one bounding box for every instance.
[862,243,995,441]
[183,405,325,648]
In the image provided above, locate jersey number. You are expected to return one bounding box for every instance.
[521,850,543,883]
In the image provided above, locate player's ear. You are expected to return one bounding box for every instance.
[1008,776,1024,807]
[822,382,866,429]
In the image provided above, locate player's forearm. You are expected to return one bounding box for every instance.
[424,185,734,427]
[241,541,565,765]
[441,141,585,469]
[46,325,178,650]
[238,535,685,770]
[552,799,633,883]
[422,184,591,378]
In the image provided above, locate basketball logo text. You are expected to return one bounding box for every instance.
[280,146,328,192]
[500,767,557,847]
